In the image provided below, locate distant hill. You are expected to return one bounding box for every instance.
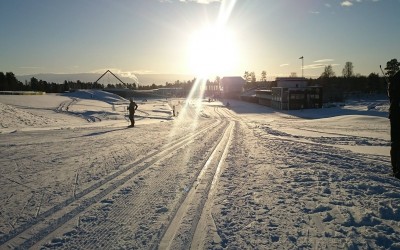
[16,73,196,86]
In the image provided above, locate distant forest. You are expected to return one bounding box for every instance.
[1,59,398,102]
[0,72,209,93]
[0,72,139,93]
[0,71,209,93]
[242,59,399,101]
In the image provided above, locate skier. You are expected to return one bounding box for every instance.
[128,98,138,127]
[388,70,400,178]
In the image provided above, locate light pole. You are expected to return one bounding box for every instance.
[299,56,304,77]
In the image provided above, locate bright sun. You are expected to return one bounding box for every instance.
[187,26,238,79]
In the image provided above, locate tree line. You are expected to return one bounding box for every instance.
[0,72,198,93]
[0,72,105,92]
[242,59,399,99]
[0,72,142,93]
[1,59,399,97]
[320,59,399,78]
[242,59,399,84]
[310,59,399,101]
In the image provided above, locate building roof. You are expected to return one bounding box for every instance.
[221,76,245,81]
[275,77,307,81]
[220,76,246,86]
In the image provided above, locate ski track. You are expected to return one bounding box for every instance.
[1,99,399,249]
[0,116,220,249]
[158,120,235,250]
[59,120,228,249]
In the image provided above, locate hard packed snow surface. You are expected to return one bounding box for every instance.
[0,90,399,249]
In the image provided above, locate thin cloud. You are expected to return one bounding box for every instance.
[280,64,289,67]
[303,64,326,70]
[339,0,380,8]
[303,63,340,70]
[314,59,334,63]
[132,70,154,74]
[310,11,320,14]
[341,1,353,7]
[91,68,139,81]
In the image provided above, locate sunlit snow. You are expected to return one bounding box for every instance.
[0,90,398,249]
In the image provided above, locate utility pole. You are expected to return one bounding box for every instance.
[299,56,304,77]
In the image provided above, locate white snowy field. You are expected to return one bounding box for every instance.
[0,90,399,249]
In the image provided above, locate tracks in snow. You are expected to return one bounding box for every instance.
[0,120,223,249]
[158,121,235,250]
[55,98,77,113]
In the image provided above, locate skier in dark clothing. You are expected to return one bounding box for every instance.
[128,98,138,127]
[388,70,400,178]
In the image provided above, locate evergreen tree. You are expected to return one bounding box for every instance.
[385,59,400,77]
[0,72,7,91]
[367,73,380,93]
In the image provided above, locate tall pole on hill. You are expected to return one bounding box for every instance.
[299,56,304,77]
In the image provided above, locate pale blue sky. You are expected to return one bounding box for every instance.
[1,0,399,80]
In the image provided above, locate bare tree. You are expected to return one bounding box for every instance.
[342,61,354,78]
[321,65,335,78]
[260,70,267,82]
[250,72,256,83]
[243,71,251,82]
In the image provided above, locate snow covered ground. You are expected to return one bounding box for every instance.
[0,90,399,249]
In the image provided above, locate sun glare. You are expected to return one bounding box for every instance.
[187,26,238,79]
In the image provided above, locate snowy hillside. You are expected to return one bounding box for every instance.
[0,90,175,133]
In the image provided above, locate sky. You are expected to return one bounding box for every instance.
[1,0,400,81]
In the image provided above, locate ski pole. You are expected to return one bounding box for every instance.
[125,106,129,125]
[380,65,391,97]
[380,65,390,85]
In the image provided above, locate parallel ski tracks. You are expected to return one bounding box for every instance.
[0,120,224,249]
[157,121,235,250]
[213,106,231,120]
[72,120,232,250]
